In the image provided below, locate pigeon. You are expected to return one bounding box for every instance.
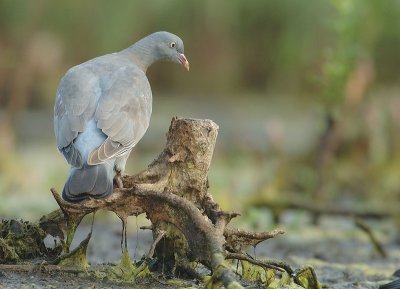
[379,270,400,289]
[380,279,400,289]
[54,31,189,202]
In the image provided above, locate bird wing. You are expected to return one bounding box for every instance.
[54,66,99,167]
[88,66,152,165]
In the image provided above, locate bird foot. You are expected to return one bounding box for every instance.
[114,173,124,189]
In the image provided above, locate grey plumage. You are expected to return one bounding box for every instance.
[54,31,189,202]
[380,279,400,289]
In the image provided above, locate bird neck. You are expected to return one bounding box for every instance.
[121,37,160,73]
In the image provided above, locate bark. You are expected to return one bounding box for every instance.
[48,117,287,288]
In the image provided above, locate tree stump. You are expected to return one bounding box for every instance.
[48,117,290,288]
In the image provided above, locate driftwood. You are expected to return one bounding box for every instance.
[46,117,288,288]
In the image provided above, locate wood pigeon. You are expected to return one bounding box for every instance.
[54,31,189,202]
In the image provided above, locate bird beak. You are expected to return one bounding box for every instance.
[179,53,190,71]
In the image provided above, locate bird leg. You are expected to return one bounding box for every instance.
[114,171,124,189]
[114,156,129,189]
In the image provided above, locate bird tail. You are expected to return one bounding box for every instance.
[379,279,400,289]
[62,162,114,202]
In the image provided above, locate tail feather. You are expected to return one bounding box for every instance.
[62,162,113,202]
[380,279,400,289]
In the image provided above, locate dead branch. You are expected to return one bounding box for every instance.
[355,218,387,258]
[248,194,395,223]
[224,228,285,252]
[146,230,165,259]
[225,252,286,272]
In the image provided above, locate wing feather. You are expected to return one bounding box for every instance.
[88,67,152,165]
[55,59,152,167]
[54,67,99,167]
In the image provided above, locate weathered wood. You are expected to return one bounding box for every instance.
[48,117,287,288]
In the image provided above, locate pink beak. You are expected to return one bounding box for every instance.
[179,53,190,71]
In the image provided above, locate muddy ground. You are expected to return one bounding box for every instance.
[1,212,399,289]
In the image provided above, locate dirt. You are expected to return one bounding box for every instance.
[0,213,399,288]
[255,214,400,289]
[0,268,186,289]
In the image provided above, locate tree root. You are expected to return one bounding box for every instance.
[42,117,311,288]
[146,230,166,259]
[225,252,288,273]
[50,213,94,268]
[224,228,285,252]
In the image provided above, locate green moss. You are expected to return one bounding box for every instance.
[241,260,274,284]
[0,237,19,263]
[166,279,192,287]
[0,219,48,263]
[55,231,91,270]
[135,261,152,280]
[296,267,321,289]
[65,220,79,253]
[267,272,304,289]
[204,275,223,289]
[57,244,88,270]
[110,249,136,282]
[204,260,244,289]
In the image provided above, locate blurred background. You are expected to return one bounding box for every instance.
[0,0,400,260]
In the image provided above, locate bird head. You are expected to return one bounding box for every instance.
[151,31,190,71]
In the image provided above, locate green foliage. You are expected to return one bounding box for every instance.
[322,0,357,104]
[1,0,400,109]
[321,0,400,106]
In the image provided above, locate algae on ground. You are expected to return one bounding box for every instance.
[110,249,137,282]
[0,219,51,263]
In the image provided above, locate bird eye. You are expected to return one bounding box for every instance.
[169,42,176,48]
